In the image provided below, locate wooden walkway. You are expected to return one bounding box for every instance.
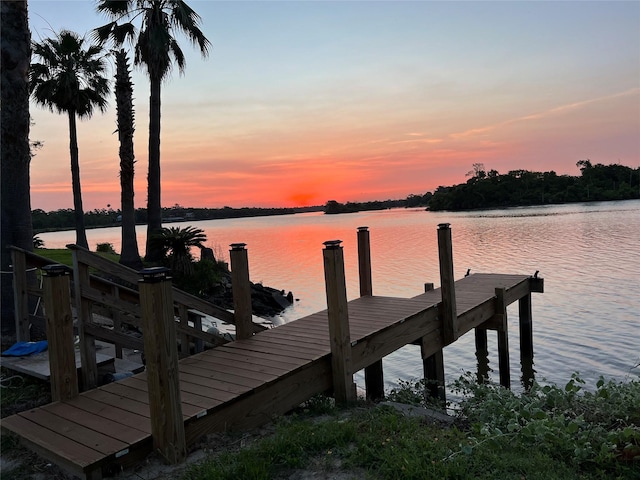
[1,273,540,479]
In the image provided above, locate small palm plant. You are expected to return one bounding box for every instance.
[156,226,206,278]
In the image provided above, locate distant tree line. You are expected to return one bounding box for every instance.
[32,205,323,233]
[32,162,639,230]
[324,194,432,214]
[427,161,640,211]
[323,161,639,214]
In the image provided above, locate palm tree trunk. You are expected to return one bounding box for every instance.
[115,49,142,269]
[145,76,163,263]
[1,0,33,338]
[68,110,89,249]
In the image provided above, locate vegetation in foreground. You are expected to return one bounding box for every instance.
[182,373,639,480]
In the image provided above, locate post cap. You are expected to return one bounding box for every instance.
[357,226,369,231]
[323,240,342,249]
[230,243,247,251]
[42,264,70,277]
[139,266,171,283]
[437,223,451,229]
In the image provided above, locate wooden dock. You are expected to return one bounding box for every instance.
[1,226,543,479]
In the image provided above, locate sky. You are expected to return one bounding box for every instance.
[27,0,640,211]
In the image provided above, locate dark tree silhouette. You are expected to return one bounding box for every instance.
[1,0,33,339]
[30,31,109,249]
[95,0,211,263]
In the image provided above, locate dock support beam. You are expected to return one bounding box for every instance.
[358,227,384,401]
[230,243,253,340]
[42,264,79,402]
[139,267,186,465]
[495,287,511,389]
[437,223,458,344]
[519,293,534,389]
[475,327,489,383]
[323,240,356,405]
[421,282,446,402]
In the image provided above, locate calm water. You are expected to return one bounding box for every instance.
[40,200,640,390]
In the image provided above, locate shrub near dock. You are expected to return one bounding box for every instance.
[182,373,640,480]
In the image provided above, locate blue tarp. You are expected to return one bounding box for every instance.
[1,341,48,356]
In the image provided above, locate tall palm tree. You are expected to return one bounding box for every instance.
[1,0,33,339]
[30,31,110,249]
[95,0,211,263]
[114,48,143,269]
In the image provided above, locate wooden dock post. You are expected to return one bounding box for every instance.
[11,248,30,342]
[357,227,373,296]
[495,287,511,389]
[474,327,489,383]
[519,293,534,389]
[421,282,446,402]
[358,227,384,401]
[71,248,98,391]
[437,223,458,344]
[42,264,79,402]
[139,267,186,465]
[230,243,253,341]
[323,240,356,405]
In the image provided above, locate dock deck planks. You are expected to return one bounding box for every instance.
[2,273,535,479]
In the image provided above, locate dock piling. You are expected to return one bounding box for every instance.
[42,264,79,402]
[421,282,446,401]
[230,243,253,340]
[437,223,458,344]
[474,327,489,383]
[323,240,356,405]
[139,267,186,464]
[519,293,534,388]
[495,287,511,389]
[358,227,384,401]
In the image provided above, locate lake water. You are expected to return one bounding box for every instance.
[39,200,640,391]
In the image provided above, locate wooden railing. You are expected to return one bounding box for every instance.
[10,244,267,390]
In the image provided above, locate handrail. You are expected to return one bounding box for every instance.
[10,243,268,390]
[66,244,247,326]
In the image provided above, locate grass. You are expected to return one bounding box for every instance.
[181,374,640,480]
[34,247,120,266]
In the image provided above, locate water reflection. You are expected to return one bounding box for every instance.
[39,200,640,388]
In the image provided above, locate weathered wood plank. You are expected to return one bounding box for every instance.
[63,395,152,434]
[184,358,332,444]
[19,408,128,455]
[178,363,265,389]
[180,352,284,379]
[84,389,152,418]
[1,414,103,476]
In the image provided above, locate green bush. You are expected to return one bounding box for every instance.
[452,372,640,475]
[173,258,224,296]
[96,242,116,254]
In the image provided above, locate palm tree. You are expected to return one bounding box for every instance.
[30,31,110,249]
[95,0,211,263]
[1,0,33,339]
[113,48,143,269]
[157,225,206,278]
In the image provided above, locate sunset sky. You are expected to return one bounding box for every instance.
[28,1,640,211]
